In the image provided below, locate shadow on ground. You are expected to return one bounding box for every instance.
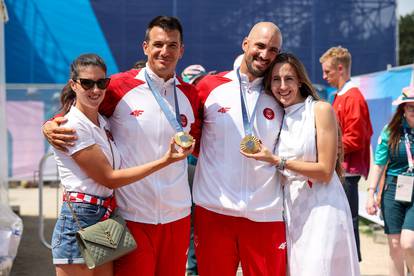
[11,215,55,276]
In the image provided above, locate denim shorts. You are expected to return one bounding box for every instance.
[381,175,414,234]
[52,202,107,264]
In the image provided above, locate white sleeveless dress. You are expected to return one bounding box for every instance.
[275,96,360,276]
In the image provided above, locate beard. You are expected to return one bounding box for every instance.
[245,56,268,78]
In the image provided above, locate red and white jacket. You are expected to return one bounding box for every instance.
[332,81,373,178]
[193,70,284,222]
[99,67,202,224]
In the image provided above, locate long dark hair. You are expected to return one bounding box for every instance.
[264,52,320,101]
[60,54,107,114]
[265,52,343,178]
[387,104,405,153]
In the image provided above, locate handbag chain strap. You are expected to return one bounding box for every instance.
[64,128,116,231]
[64,190,85,231]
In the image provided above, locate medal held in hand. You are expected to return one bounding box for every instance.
[240,135,261,154]
[236,68,262,154]
[174,131,194,149]
[145,70,194,149]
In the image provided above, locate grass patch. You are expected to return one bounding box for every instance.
[359,216,384,236]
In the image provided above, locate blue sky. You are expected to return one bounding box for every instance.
[398,0,414,16]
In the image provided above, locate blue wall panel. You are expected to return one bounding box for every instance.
[5,0,118,83]
[6,0,396,84]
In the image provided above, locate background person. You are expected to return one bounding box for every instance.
[366,86,414,276]
[43,16,202,276]
[320,46,373,261]
[181,64,207,86]
[132,59,146,69]
[51,53,193,276]
[242,52,360,275]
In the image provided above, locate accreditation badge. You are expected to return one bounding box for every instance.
[240,135,261,154]
[174,131,194,149]
[395,174,414,202]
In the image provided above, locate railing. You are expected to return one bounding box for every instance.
[37,152,58,249]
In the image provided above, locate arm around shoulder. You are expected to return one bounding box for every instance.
[42,117,77,152]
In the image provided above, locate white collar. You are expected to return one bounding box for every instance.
[284,100,305,114]
[140,64,177,87]
[337,79,358,96]
[236,70,264,91]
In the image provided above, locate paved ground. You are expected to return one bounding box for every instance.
[8,186,390,276]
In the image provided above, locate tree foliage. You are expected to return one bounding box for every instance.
[399,11,414,65]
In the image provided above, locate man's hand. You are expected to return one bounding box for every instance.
[42,117,77,152]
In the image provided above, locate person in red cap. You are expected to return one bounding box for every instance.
[366,85,414,276]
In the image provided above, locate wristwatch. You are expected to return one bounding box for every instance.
[276,156,287,171]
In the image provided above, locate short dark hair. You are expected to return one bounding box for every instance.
[144,16,183,43]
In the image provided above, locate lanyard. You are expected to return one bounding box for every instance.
[236,68,262,136]
[404,128,414,172]
[144,70,183,132]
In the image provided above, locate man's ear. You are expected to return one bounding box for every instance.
[142,41,149,56]
[242,37,249,53]
[179,43,184,59]
[337,63,343,73]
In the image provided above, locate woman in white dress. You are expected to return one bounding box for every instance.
[241,53,360,276]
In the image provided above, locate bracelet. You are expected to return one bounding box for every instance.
[276,156,287,171]
[367,187,376,192]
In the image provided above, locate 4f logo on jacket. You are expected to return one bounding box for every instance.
[130,110,144,117]
[218,107,231,113]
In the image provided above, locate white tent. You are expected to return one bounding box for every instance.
[0,0,8,205]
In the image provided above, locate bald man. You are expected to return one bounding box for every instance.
[193,22,286,275]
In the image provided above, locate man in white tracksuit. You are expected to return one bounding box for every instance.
[193,22,287,276]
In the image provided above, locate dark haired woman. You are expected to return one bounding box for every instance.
[241,53,359,275]
[51,54,194,276]
[366,86,414,276]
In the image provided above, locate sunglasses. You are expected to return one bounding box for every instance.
[405,104,414,113]
[73,78,111,90]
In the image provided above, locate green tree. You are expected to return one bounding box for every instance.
[399,11,414,65]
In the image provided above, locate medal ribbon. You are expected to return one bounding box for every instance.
[404,128,414,172]
[144,70,183,132]
[236,68,262,136]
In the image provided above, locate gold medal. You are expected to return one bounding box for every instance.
[240,135,261,154]
[174,131,194,148]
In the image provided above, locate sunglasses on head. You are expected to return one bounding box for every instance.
[73,78,111,90]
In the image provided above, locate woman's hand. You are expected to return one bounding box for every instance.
[365,192,378,215]
[163,138,195,164]
[240,143,278,165]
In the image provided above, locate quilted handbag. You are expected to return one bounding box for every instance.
[65,190,137,269]
[76,213,137,269]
